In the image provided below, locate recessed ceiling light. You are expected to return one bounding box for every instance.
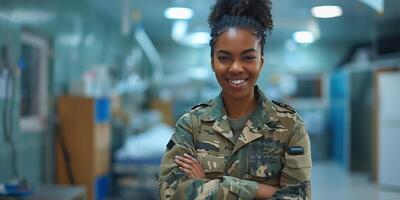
[7,9,54,24]
[164,7,193,20]
[311,5,343,18]
[293,31,314,44]
[188,32,210,45]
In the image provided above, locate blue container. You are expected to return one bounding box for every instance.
[94,174,111,200]
[95,98,110,123]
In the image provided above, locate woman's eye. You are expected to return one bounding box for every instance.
[243,56,256,61]
[218,56,230,62]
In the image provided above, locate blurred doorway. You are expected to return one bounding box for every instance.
[20,31,52,182]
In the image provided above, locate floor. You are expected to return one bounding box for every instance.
[312,161,400,200]
[110,161,400,200]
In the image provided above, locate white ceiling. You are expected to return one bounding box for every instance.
[87,0,400,45]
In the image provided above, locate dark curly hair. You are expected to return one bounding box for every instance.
[208,0,273,56]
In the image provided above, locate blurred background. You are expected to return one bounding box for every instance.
[0,0,399,199]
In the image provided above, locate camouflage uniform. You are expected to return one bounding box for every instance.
[159,86,312,200]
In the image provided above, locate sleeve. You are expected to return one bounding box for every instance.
[158,113,259,200]
[271,120,312,200]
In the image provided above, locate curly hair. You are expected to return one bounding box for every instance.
[208,0,273,56]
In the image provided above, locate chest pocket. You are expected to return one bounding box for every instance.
[247,138,283,180]
[197,150,226,179]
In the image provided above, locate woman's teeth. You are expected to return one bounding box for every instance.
[228,79,245,85]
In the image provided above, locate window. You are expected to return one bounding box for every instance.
[291,76,322,98]
[19,31,49,132]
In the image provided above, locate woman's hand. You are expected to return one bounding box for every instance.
[174,153,206,179]
[256,183,279,199]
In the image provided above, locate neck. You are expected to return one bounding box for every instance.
[222,90,257,119]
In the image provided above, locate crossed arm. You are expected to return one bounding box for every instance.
[158,114,311,200]
[174,153,278,199]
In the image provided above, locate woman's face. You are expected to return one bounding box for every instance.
[212,27,263,100]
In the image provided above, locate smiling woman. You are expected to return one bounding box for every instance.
[158,0,312,199]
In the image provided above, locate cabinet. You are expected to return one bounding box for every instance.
[329,69,374,171]
[56,97,111,200]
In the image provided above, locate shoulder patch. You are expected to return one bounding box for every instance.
[272,100,296,114]
[166,139,175,150]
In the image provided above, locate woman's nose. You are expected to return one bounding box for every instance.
[229,60,244,73]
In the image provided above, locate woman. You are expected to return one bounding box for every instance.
[159,0,312,199]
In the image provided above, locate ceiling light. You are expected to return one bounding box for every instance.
[164,7,193,20]
[188,32,210,45]
[3,9,54,24]
[293,31,314,44]
[311,6,343,18]
[359,0,384,13]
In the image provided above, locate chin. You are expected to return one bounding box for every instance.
[222,86,253,100]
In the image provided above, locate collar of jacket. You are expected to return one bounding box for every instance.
[198,86,279,148]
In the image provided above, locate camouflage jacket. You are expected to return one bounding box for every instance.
[159,86,312,200]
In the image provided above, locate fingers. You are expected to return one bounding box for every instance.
[174,157,193,170]
[175,154,195,165]
[174,154,207,179]
[175,155,195,177]
[179,166,194,177]
[183,153,200,164]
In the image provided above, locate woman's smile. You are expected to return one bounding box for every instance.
[226,78,248,89]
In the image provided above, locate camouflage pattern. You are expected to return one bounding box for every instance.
[159,86,312,200]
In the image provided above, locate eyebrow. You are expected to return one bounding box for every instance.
[216,48,257,55]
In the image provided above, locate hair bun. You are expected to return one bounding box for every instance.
[208,0,273,34]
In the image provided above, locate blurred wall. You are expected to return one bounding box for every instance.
[157,40,351,91]
[0,0,132,185]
